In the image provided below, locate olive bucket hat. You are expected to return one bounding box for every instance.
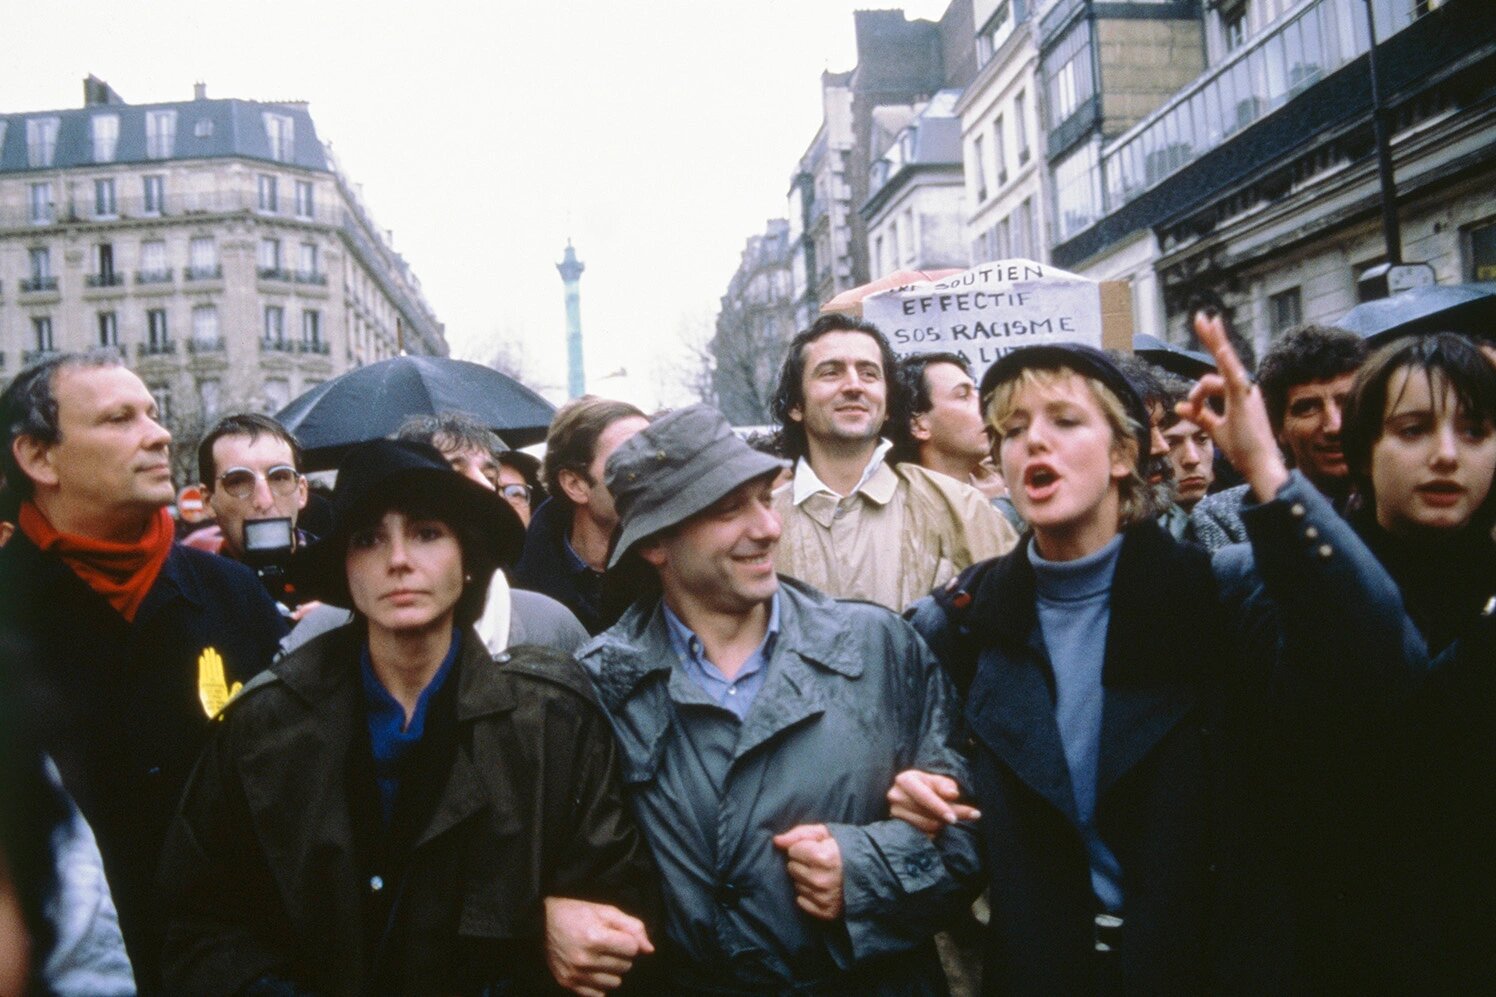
[604,404,785,569]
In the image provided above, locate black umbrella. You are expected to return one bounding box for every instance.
[1132,333,1216,381]
[275,355,556,471]
[1335,282,1496,346]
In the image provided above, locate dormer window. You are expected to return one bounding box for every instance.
[26,117,59,168]
[146,110,177,159]
[91,114,120,163]
[264,112,295,162]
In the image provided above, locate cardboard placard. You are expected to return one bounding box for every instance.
[860,259,1134,383]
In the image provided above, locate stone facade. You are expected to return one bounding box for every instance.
[786,9,968,322]
[961,0,1048,268]
[1051,0,1496,356]
[1096,19,1205,138]
[0,79,446,480]
[864,91,970,275]
[712,220,797,425]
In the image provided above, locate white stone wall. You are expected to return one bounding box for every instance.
[0,155,432,427]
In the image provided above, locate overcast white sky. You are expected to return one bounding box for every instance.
[5,0,951,408]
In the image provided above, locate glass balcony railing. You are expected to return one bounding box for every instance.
[1092,0,1425,228]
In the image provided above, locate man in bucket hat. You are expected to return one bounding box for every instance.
[577,403,982,995]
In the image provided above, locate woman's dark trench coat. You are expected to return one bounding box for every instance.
[158,624,658,996]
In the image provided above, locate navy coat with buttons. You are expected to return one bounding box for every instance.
[0,533,286,987]
[911,472,1428,995]
[1215,475,1475,993]
[579,578,983,995]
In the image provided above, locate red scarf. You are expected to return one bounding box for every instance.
[19,501,174,622]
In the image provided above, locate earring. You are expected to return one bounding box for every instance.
[464,573,473,582]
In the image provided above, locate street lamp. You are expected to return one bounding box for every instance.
[1357,0,1436,299]
[1363,0,1401,266]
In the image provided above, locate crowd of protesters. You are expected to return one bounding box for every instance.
[0,300,1491,996]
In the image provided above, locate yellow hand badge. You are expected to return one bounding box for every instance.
[197,647,243,720]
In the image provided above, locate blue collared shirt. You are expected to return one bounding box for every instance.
[662,594,780,720]
[359,627,461,824]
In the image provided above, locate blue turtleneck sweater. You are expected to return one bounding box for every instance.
[1029,534,1125,913]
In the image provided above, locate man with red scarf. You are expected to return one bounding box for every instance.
[0,351,284,990]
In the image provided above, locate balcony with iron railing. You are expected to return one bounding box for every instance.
[187,337,226,355]
[136,269,174,285]
[20,276,58,293]
[258,266,293,282]
[138,340,176,357]
[294,269,327,285]
[297,339,330,355]
[0,190,336,231]
[184,264,223,281]
[260,337,297,353]
[22,348,58,365]
[85,272,125,288]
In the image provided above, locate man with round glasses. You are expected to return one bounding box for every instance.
[496,450,541,526]
[197,413,312,609]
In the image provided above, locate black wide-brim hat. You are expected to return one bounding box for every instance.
[978,343,1153,476]
[290,438,525,609]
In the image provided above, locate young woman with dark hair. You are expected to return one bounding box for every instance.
[1318,331,1494,989]
[1340,332,1496,649]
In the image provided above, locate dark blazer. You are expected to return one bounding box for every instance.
[911,522,1293,996]
[513,497,607,634]
[1214,483,1495,993]
[159,624,658,996]
[0,532,285,987]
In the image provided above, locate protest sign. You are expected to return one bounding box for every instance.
[860,259,1133,384]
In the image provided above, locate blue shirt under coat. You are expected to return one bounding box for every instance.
[1029,535,1126,912]
[662,594,780,720]
[359,628,461,824]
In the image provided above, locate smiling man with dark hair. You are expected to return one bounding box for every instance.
[768,316,1016,611]
[1190,325,1368,550]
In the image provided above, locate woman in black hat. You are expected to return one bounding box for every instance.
[159,439,656,997]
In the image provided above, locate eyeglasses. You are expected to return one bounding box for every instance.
[218,464,301,500]
[499,483,532,504]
